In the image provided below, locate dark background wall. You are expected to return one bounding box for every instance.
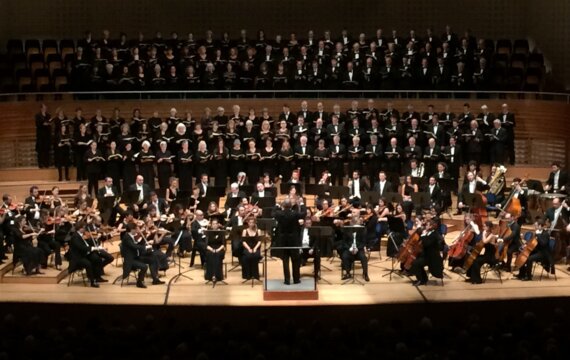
[0,0,568,88]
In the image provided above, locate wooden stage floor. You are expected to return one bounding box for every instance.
[1,244,569,307]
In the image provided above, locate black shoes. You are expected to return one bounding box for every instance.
[283,281,290,285]
[96,277,108,283]
[363,274,370,282]
[90,282,100,288]
[293,280,301,284]
[342,272,352,280]
[412,280,427,286]
[152,279,165,285]
[136,281,147,288]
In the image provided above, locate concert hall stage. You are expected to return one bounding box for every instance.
[1,164,568,310]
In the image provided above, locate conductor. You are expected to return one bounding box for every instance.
[274,198,306,285]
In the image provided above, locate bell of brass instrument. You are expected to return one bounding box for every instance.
[417,162,425,177]
[487,165,507,195]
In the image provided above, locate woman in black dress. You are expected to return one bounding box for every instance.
[137,140,156,188]
[312,138,330,181]
[195,140,211,184]
[466,221,498,284]
[211,138,229,187]
[241,217,261,280]
[244,140,261,185]
[156,141,174,190]
[10,217,45,275]
[54,124,72,181]
[277,139,295,181]
[228,139,244,183]
[74,123,91,181]
[224,118,240,143]
[177,140,194,191]
[165,177,179,205]
[122,142,137,188]
[260,137,277,180]
[84,142,104,196]
[106,141,123,194]
[400,175,418,220]
[202,219,225,281]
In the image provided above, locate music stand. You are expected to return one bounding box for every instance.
[171,197,190,212]
[384,192,403,204]
[361,191,380,206]
[203,230,228,287]
[412,192,431,210]
[304,184,324,195]
[380,216,406,280]
[463,192,484,212]
[169,225,196,284]
[256,197,276,209]
[330,186,350,199]
[340,225,367,285]
[209,186,227,197]
[238,184,253,196]
[122,189,141,206]
[224,197,241,211]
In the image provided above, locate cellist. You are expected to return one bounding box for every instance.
[409,218,444,286]
[448,214,481,271]
[499,212,521,272]
[496,177,527,225]
[516,219,553,281]
[465,221,497,284]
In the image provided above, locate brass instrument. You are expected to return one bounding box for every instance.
[417,162,425,177]
[487,165,507,195]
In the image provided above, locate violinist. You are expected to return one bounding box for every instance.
[516,219,553,281]
[363,204,379,251]
[339,209,370,282]
[41,186,63,212]
[465,221,498,284]
[374,198,391,250]
[85,215,115,274]
[409,218,444,286]
[189,210,208,267]
[120,222,151,288]
[147,191,168,218]
[73,184,93,209]
[38,209,62,270]
[53,206,73,248]
[67,221,107,288]
[499,213,522,272]
[9,216,45,276]
[24,186,42,227]
[139,215,170,272]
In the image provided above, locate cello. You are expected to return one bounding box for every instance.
[514,233,538,269]
[447,221,474,261]
[397,231,422,271]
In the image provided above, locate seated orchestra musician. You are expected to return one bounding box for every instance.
[336,208,370,282]
[465,221,498,284]
[201,218,225,282]
[409,218,444,286]
[299,217,321,279]
[240,217,262,281]
[516,220,554,281]
[68,221,107,287]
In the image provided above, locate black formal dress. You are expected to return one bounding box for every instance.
[241,228,261,280]
[410,230,444,284]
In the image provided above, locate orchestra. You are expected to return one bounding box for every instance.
[1,99,568,292]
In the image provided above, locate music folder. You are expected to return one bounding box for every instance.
[256,197,276,209]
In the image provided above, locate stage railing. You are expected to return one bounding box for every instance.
[0,89,569,102]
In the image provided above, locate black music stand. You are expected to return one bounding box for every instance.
[380,216,406,280]
[412,192,431,211]
[257,218,277,262]
[209,186,227,197]
[239,185,255,197]
[340,225,367,285]
[304,184,324,196]
[122,189,141,206]
[203,230,228,287]
[463,192,484,212]
[384,192,403,204]
[330,186,350,199]
[224,197,241,211]
[169,226,196,284]
[241,235,264,287]
[256,197,276,209]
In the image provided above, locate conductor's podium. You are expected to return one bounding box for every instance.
[263,278,319,301]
